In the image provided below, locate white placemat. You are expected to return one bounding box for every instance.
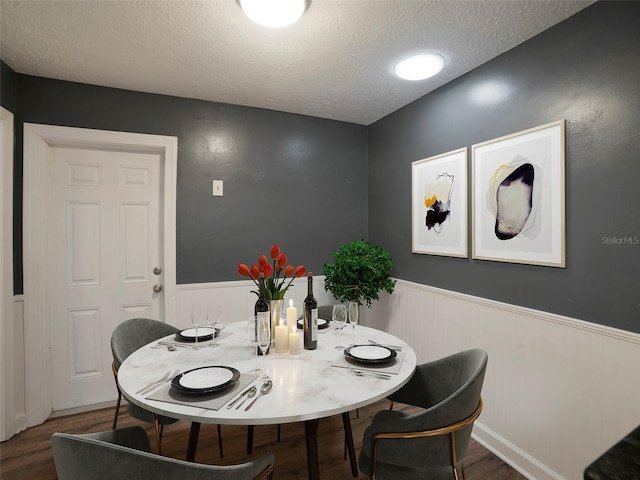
[146,373,257,411]
[331,351,405,375]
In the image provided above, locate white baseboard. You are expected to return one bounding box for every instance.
[473,422,564,480]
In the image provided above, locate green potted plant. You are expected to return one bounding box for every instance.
[323,240,396,322]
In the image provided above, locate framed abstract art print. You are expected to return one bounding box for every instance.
[472,120,566,267]
[412,147,468,257]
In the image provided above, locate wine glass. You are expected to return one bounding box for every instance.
[206,304,222,347]
[191,303,203,350]
[332,304,347,349]
[348,301,359,334]
[256,314,271,379]
[247,316,261,375]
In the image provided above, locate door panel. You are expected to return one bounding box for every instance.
[67,202,101,285]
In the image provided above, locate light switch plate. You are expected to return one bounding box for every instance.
[212,180,223,196]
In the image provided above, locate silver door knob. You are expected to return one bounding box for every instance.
[153,266,162,275]
[153,284,163,293]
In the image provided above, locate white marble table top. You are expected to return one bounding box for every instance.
[118,322,416,426]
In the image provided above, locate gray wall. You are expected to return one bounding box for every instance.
[4,2,639,332]
[1,60,17,113]
[12,76,368,291]
[368,1,640,332]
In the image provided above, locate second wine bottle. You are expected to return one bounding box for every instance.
[303,271,318,350]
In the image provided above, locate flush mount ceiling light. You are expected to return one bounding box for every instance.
[239,0,310,28]
[394,53,445,81]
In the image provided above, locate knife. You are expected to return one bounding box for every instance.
[226,385,255,409]
[368,339,403,351]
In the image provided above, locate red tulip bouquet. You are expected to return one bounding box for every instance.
[237,245,306,300]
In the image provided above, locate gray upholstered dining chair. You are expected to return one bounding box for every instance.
[51,426,274,480]
[110,317,222,456]
[358,348,488,480]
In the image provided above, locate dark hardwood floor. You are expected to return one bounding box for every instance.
[1,399,526,479]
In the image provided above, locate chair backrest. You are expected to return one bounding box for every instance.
[318,304,335,320]
[381,349,488,470]
[111,318,178,369]
[422,348,487,425]
[297,305,337,321]
[51,426,274,480]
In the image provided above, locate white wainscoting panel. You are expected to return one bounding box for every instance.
[9,271,637,479]
[367,279,640,480]
[1,296,27,441]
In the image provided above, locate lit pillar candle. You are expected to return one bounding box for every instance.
[286,298,298,334]
[288,331,300,354]
[275,324,289,353]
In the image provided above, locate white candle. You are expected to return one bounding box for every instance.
[286,298,297,334]
[288,331,300,354]
[275,324,289,353]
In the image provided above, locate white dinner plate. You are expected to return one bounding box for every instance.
[178,327,215,338]
[347,345,392,361]
[175,327,219,343]
[344,344,397,366]
[170,366,240,394]
[297,318,330,329]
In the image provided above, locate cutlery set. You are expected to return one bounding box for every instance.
[227,386,257,409]
[245,381,273,410]
[226,380,272,410]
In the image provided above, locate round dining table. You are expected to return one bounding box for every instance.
[117,321,416,479]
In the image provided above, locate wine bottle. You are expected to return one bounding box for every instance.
[303,272,318,350]
[255,273,270,355]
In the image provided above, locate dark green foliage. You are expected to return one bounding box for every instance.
[322,240,396,308]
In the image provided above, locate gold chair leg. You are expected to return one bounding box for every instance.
[450,431,459,480]
[111,392,122,430]
[153,413,163,455]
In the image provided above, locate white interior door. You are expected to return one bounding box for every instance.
[47,145,164,410]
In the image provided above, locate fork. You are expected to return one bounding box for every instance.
[157,341,189,348]
[139,369,179,395]
[136,371,171,394]
[350,368,392,380]
[368,339,403,351]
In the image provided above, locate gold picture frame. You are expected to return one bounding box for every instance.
[472,120,566,267]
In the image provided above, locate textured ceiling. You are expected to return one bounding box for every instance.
[0,0,594,125]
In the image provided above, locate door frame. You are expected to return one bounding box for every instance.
[1,107,15,441]
[23,123,177,427]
